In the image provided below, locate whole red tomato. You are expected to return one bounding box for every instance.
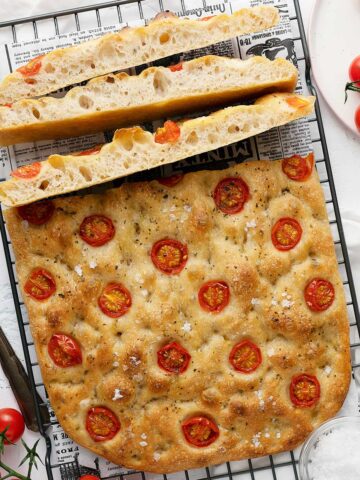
[356,106,360,132]
[0,408,25,444]
[349,55,360,86]
[79,476,100,480]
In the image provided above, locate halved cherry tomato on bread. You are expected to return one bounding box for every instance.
[18,200,54,225]
[11,162,41,179]
[151,238,188,274]
[74,145,102,156]
[158,173,184,187]
[290,374,320,407]
[17,54,44,76]
[213,177,249,214]
[229,340,262,373]
[282,152,314,182]
[86,406,120,442]
[168,63,183,72]
[0,408,25,444]
[98,282,132,318]
[286,96,309,109]
[349,55,360,87]
[80,215,115,247]
[304,278,335,312]
[48,333,82,368]
[157,341,191,374]
[198,280,230,313]
[182,416,219,447]
[271,217,302,251]
[154,120,181,144]
[24,268,56,300]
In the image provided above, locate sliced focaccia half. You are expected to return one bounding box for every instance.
[0,93,315,207]
[0,56,298,145]
[0,6,279,104]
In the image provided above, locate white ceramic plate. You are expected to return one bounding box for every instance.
[309,0,360,135]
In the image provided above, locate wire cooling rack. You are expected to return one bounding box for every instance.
[0,0,360,479]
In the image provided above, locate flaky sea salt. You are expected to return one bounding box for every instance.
[112,388,123,401]
[141,433,147,440]
[245,220,257,232]
[308,424,360,480]
[89,260,97,269]
[139,441,148,447]
[130,356,141,366]
[153,452,161,461]
[113,361,119,367]
[281,299,294,308]
[181,322,192,332]
[74,265,83,277]
[324,365,332,376]
[251,298,261,305]
[184,204,192,212]
[252,432,261,448]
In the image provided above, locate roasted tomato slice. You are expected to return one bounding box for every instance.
[98,282,132,318]
[86,406,120,442]
[290,374,320,407]
[157,341,191,374]
[48,333,82,368]
[182,416,219,447]
[213,177,249,214]
[158,173,184,187]
[24,268,56,300]
[168,63,183,72]
[151,238,188,274]
[154,120,181,144]
[229,340,262,373]
[74,145,102,156]
[271,217,302,251]
[80,215,115,247]
[11,162,41,179]
[304,278,335,312]
[18,200,54,225]
[198,280,230,313]
[17,54,44,76]
[282,152,314,182]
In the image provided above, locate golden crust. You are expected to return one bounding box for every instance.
[5,159,350,473]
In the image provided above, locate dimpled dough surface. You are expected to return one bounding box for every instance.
[5,159,350,473]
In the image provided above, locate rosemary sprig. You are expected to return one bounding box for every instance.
[345,80,360,102]
[0,428,42,480]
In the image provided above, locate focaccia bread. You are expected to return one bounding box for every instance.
[5,157,350,473]
[0,6,279,104]
[0,93,315,206]
[0,56,298,145]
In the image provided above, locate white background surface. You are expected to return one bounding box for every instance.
[0,0,360,478]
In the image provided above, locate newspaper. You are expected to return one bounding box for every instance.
[0,0,314,478]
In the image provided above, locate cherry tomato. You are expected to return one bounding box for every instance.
[213,177,249,214]
[48,333,82,368]
[3,103,12,108]
[151,238,188,275]
[17,54,44,76]
[157,341,191,374]
[355,106,360,132]
[182,416,219,447]
[74,145,102,156]
[168,63,183,72]
[24,268,56,300]
[154,120,181,144]
[286,96,310,109]
[198,280,230,313]
[271,217,302,251]
[79,476,100,480]
[229,340,262,373]
[158,174,184,187]
[0,409,25,444]
[304,278,335,312]
[86,406,120,442]
[349,55,360,86]
[18,200,54,225]
[80,215,115,247]
[11,162,41,179]
[282,152,314,182]
[290,374,320,407]
[98,282,132,318]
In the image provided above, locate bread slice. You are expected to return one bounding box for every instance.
[0,7,279,104]
[0,56,298,146]
[0,93,315,207]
